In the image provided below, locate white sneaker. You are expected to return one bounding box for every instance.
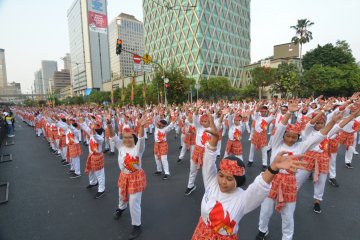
[354,151,359,155]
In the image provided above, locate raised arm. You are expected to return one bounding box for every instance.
[202,114,219,188]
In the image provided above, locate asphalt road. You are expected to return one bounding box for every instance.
[0,119,359,240]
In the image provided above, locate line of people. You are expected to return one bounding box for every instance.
[14,93,360,240]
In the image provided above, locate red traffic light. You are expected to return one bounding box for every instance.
[116,38,123,55]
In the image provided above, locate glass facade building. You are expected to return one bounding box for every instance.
[0,49,7,88]
[67,0,111,95]
[143,0,251,86]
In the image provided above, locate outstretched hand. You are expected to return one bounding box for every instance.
[271,151,305,172]
[288,101,300,113]
[331,111,344,123]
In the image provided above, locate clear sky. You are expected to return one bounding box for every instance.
[0,0,359,93]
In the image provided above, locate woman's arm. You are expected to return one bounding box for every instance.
[202,115,219,189]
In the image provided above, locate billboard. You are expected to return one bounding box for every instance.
[88,0,107,34]
[274,43,300,59]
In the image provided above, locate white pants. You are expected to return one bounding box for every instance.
[258,197,296,240]
[222,126,227,137]
[178,134,186,159]
[354,133,358,148]
[149,124,154,134]
[296,169,327,201]
[50,141,57,151]
[216,139,222,156]
[154,155,170,175]
[248,144,268,166]
[187,158,199,188]
[245,122,250,134]
[345,147,354,164]
[118,189,142,226]
[55,139,60,153]
[268,123,274,134]
[60,146,67,161]
[89,168,105,192]
[329,153,337,179]
[105,137,115,152]
[267,136,274,149]
[36,128,42,136]
[70,156,81,175]
[144,129,148,139]
[249,127,254,141]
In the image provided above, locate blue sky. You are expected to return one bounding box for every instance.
[0,0,359,93]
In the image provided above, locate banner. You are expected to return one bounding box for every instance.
[88,11,108,33]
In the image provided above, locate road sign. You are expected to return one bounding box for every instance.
[143,53,152,64]
[134,63,142,72]
[133,54,142,72]
[133,54,142,64]
[144,64,152,73]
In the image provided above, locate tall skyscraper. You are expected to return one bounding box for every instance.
[62,53,72,72]
[41,60,58,94]
[0,49,8,88]
[49,70,71,93]
[143,0,251,86]
[34,69,43,94]
[109,13,145,78]
[67,0,111,95]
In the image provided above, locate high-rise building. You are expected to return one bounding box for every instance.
[143,0,251,86]
[41,60,58,94]
[0,49,8,88]
[62,53,72,73]
[67,0,111,95]
[108,13,145,78]
[34,69,43,94]
[49,70,71,93]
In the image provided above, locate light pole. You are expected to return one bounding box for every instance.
[195,80,200,102]
[164,77,169,106]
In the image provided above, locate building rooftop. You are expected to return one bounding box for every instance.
[117,13,141,22]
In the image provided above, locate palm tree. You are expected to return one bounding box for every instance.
[291,19,314,70]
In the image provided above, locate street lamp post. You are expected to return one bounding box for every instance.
[195,80,200,102]
[164,77,169,106]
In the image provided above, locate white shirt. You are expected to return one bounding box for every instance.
[114,135,145,174]
[200,146,270,236]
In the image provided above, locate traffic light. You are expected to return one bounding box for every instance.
[116,39,123,55]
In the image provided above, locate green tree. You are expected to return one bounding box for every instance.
[272,63,301,98]
[88,91,111,104]
[303,64,360,97]
[23,98,38,107]
[251,66,276,99]
[302,41,356,70]
[291,18,314,70]
[152,64,192,104]
[198,77,236,100]
[238,84,258,99]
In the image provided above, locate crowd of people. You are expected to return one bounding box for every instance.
[14,93,360,240]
